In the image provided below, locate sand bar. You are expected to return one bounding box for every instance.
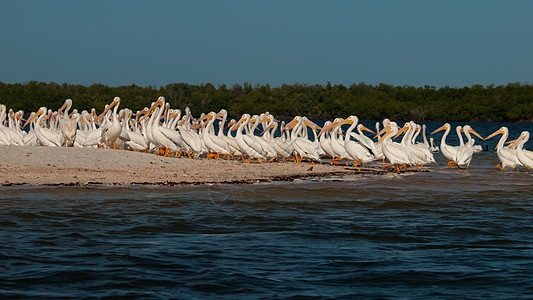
[0,145,388,186]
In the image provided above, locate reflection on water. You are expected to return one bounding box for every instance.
[0,121,532,298]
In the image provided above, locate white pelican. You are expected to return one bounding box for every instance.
[23,107,62,147]
[148,97,183,156]
[330,116,376,169]
[318,121,338,161]
[431,123,463,165]
[82,112,105,148]
[96,97,122,149]
[251,114,277,160]
[57,99,77,146]
[216,110,242,156]
[71,113,87,147]
[396,122,435,165]
[485,127,522,171]
[178,107,203,157]
[324,118,353,164]
[230,114,265,163]
[378,123,416,172]
[284,116,320,163]
[0,105,13,145]
[125,109,150,152]
[513,131,533,172]
[22,112,38,146]
[0,105,24,146]
[454,125,484,169]
[197,111,231,159]
[429,137,439,153]
[263,120,291,160]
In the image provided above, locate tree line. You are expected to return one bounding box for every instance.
[0,81,532,122]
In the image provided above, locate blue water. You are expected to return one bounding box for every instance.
[1,122,533,299]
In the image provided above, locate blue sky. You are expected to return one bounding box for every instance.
[1,0,532,88]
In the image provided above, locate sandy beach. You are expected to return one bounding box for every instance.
[0,145,395,186]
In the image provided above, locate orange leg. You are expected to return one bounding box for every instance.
[353,159,362,167]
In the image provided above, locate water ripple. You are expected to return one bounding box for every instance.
[1,165,533,298]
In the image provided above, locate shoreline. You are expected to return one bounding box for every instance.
[0,146,424,187]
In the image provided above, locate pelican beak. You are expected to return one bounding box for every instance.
[225,119,235,129]
[393,124,409,139]
[317,123,333,137]
[506,138,517,147]
[95,106,111,121]
[336,118,353,127]
[303,119,321,131]
[261,122,276,135]
[215,111,226,120]
[169,111,180,119]
[58,101,69,114]
[468,128,485,141]
[511,134,525,148]
[196,113,213,123]
[431,124,447,135]
[360,125,375,134]
[282,119,299,131]
[374,125,389,139]
[23,111,40,128]
[485,129,504,140]
[230,116,246,131]
[258,115,271,123]
[377,128,392,144]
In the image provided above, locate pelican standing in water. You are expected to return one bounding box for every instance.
[512,131,533,172]
[327,116,376,170]
[485,127,522,171]
[454,125,484,169]
[378,123,416,172]
[431,123,463,166]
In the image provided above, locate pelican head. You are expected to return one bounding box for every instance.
[196,111,216,122]
[335,115,358,127]
[229,114,250,131]
[485,127,508,140]
[431,123,450,135]
[282,116,301,131]
[357,123,375,134]
[377,125,395,144]
[23,107,47,128]
[302,117,321,131]
[512,131,530,148]
[393,122,410,139]
[462,125,485,140]
[58,99,73,115]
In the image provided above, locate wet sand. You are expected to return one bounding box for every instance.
[0,146,354,186]
[0,146,424,186]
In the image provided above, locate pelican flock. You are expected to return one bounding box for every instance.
[1,97,531,173]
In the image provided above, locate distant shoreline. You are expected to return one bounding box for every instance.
[2,81,532,122]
